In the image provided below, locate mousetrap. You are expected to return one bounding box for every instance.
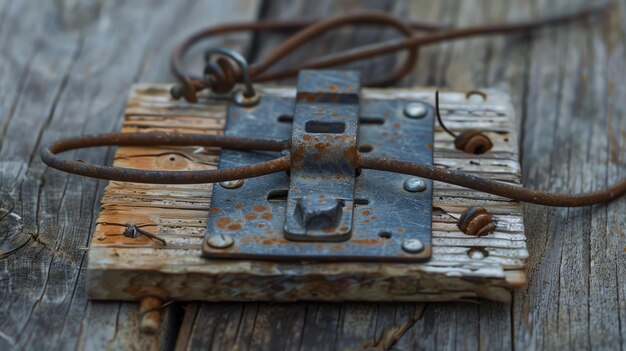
[42,7,626,334]
[86,71,527,307]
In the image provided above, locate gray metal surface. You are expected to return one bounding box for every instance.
[283,70,360,242]
[203,70,434,262]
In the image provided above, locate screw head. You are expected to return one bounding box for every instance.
[401,239,424,254]
[219,179,244,189]
[404,102,428,119]
[206,234,234,249]
[403,178,427,192]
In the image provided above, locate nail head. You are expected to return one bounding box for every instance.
[207,234,234,249]
[403,178,427,192]
[404,102,428,119]
[220,179,244,189]
[402,239,424,254]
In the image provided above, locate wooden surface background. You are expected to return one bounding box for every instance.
[0,0,624,350]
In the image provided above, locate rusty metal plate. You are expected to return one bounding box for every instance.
[203,71,433,262]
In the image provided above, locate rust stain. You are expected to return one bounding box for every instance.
[209,208,221,214]
[314,143,327,153]
[245,213,257,220]
[261,212,273,220]
[235,204,244,209]
[216,217,232,229]
[298,92,317,103]
[248,236,290,245]
[227,223,242,231]
[291,143,306,168]
[253,205,268,212]
[350,239,379,246]
[328,84,338,91]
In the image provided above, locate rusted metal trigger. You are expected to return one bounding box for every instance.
[202,69,434,262]
[284,71,360,242]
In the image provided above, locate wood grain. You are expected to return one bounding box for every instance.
[2,0,625,350]
[0,0,259,350]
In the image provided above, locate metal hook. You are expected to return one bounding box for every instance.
[204,47,259,106]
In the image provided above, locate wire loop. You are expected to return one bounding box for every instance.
[170,3,609,102]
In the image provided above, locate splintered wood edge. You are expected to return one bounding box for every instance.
[87,84,526,303]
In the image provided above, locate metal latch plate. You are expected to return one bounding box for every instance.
[203,77,434,262]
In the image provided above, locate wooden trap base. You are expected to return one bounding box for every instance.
[88,84,526,304]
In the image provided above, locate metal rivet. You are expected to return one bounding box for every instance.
[401,239,424,254]
[219,179,244,189]
[403,178,427,192]
[207,234,234,249]
[404,102,428,119]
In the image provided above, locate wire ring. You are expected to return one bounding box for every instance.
[204,48,259,106]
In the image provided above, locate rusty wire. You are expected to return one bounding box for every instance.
[357,155,626,207]
[41,133,290,184]
[171,2,609,102]
[41,2,626,208]
[42,130,626,207]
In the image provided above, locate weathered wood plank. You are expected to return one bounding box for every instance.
[0,1,98,349]
[513,0,626,350]
[73,1,261,349]
[0,0,260,350]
